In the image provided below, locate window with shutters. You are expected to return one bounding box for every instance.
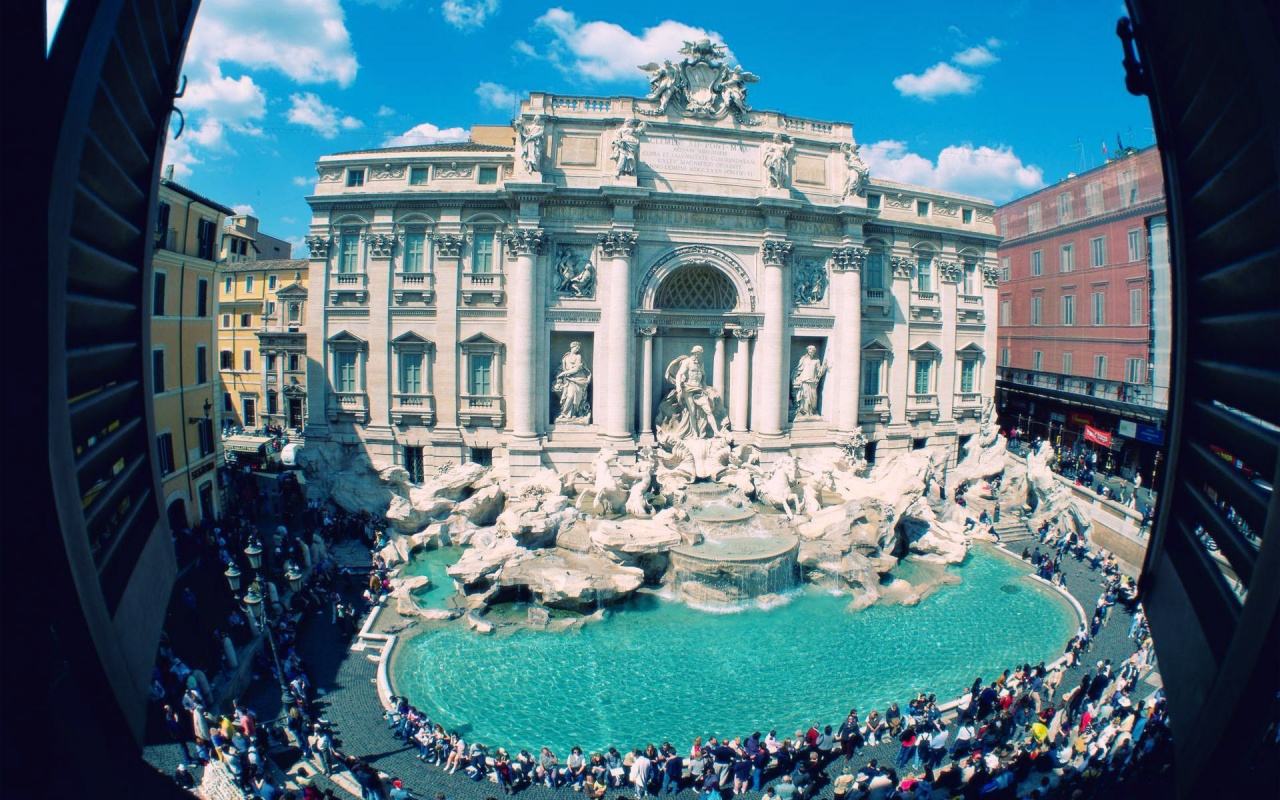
[152,350,165,393]
[196,278,209,317]
[1027,202,1041,233]
[1063,352,1073,374]
[243,350,252,371]
[1130,288,1144,325]
[1061,294,1076,326]
[1091,236,1107,267]
[1125,358,1146,384]
[1033,350,1044,371]
[1060,243,1075,272]
[1128,228,1143,262]
[153,272,166,316]
[1057,192,1072,223]
[1094,355,1107,379]
[196,345,207,384]
[220,350,233,370]
[1031,296,1042,325]
[197,218,216,260]
[1092,291,1106,325]
[339,232,360,273]
[157,433,175,475]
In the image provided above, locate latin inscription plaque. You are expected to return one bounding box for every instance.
[641,136,759,180]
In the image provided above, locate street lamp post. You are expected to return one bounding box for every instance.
[226,538,294,707]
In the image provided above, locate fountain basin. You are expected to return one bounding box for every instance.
[670,533,800,604]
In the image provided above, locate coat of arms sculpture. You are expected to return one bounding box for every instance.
[638,40,760,125]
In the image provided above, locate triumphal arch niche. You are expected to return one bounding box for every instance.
[304,38,1000,476]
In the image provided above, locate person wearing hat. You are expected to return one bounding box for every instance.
[389,778,412,800]
[832,766,856,800]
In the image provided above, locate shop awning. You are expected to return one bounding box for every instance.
[223,434,274,454]
[997,380,1168,425]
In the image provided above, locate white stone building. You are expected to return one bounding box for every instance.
[303,44,1000,479]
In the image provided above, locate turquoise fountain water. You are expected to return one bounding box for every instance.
[392,546,1077,755]
[399,546,464,610]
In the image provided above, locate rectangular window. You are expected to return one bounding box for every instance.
[1060,243,1074,272]
[866,194,881,210]
[1125,358,1146,383]
[346,168,365,187]
[152,350,165,393]
[155,201,171,240]
[197,419,214,457]
[960,360,976,393]
[1033,350,1044,371]
[153,272,166,316]
[916,200,930,217]
[1127,228,1142,262]
[288,353,300,371]
[220,350,233,370]
[265,353,277,373]
[1085,182,1104,216]
[1031,296,1042,325]
[241,313,252,328]
[157,433,175,475]
[478,166,499,185]
[267,391,279,415]
[1094,355,1108,379]
[864,253,883,289]
[265,301,276,317]
[1000,348,1010,367]
[1091,291,1106,325]
[243,398,257,427]
[1090,236,1106,267]
[400,352,423,394]
[473,235,494,273]
[1027,202,1041,233]
[1130,288,1143,325]
[916,257,932,293]
[999,300,1011,326]
[1118,170,1137,207]
[470,448,493,467]
[335,352,357,393]
[469,354,493,395]
[405,233,426,272]
[243,350,252,371]
[962,208,973,224]
[409,167,429,186]
[862,360,882,396]
[1057,192,1072,223]
[339,233,359,273]
[223,392,234,412]
[221,314,231,329]
[268,275,277,290]
[913,360,932,395]
[196,278,209,317]
[245,275,254,293]
[404,446,425,484]
[999,256,1010,282]
[196,345,208,384]
[1030,250,1043,276]
[1063,352,1073,374]
[1061,294,1076,326]
[197,219,216,260]
[224,277,232,294]
[963,264,978,295]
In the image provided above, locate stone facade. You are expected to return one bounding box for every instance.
[303,50,999,478]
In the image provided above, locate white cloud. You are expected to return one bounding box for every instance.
[862,140,1045,203]
[287,92,362,138]
[986,37,1003,48]
[353,0,405,7]
[521,8,730,82]
[952,45,998,68]
[232,204,256,215]
[476,82,518,112]
[442,0,499,31]
[892,62,979,101]
[377,105,397,117]
[281,217,296,225]
[292,175,314,187]
[383,123,469,147]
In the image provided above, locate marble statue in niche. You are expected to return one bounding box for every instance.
[793,258,828,305]
[516,116,547,174]
[791,345,829,419]
[841,142,869,198]
[763,133,793,189]
[554,246,596,298]
[610,118,646,178]
[553,342,592,423]
[656,345,728,441]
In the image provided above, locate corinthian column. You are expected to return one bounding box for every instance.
[505,228,549,438]
[757,239,793,436]
[831,246,865,432]
[730,327,755,433]
[597,230,639,439]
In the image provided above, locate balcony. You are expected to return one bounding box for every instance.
[329,271,368,304]
[328,391,369,423]
[954,392,984,420]
[461,271,505,305]
[862,287,891,317]
[957,294,985,324]
[906,393,939,422]
[393,271,436,304]
[909,291,942,321]
[459,394,505,428]
[859,394,890,424]
[391,393,436,425]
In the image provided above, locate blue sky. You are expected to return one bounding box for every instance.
[49,0,1154,254]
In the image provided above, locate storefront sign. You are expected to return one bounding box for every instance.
[1117,420,1138,438]
[1134,423,1165,445]
[1069,411,1095,426]
[1049,412,1066,424]
[191,462,215,479]
[1083,425,1112,447]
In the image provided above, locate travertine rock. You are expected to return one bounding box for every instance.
[1026,443,1090,537]
[455,485,507,527]
[497,549,645,610]
[588,518,682,560]
[447,536,528,585]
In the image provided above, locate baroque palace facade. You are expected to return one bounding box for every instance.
[303,43,1000,478]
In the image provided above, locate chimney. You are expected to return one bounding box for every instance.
[163,164,175,181]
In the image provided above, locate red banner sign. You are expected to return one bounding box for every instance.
[1083,425,1112,447]
[1069,411,1095,426]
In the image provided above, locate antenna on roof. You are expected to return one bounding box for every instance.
[1074,138,1084,173]
[163,164,175,181]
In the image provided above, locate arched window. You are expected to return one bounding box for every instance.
[655,265,737,310]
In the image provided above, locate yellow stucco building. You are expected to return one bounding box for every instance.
[214,218,309,435]
[152,176,231,529]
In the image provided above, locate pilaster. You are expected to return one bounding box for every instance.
[831,246,865,433]
[597,229,639,440]
[757,238,793,437]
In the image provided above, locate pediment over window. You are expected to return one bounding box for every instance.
[460,332,504,349]
[957,342,985,357]
[909,341,942,356]
[327,330,367,348]
[862,337,893,353]
[392,331,435,350]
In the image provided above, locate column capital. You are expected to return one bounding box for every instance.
[981,264,1001,287]
[368,233,397,259]
[597,230,639,258]
[636,324,661,338]
[831,246,867,273]
[937,259,960,283]
[505,228,550,257]
[304,235,331,259]
[433,233,464,258]
[730,327,758,340]
[761,239,794,266]
[890,255,916,279]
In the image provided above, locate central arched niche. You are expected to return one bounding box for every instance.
[654,264,738,311]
